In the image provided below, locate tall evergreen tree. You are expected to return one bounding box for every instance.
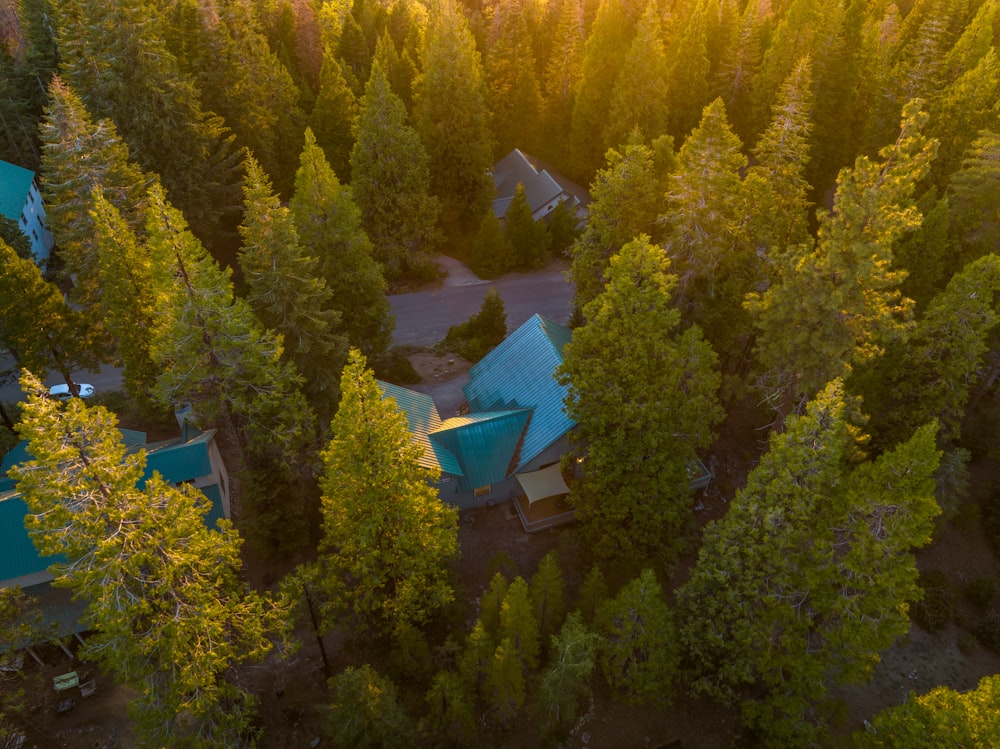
[557,236,723,564]
[305,350,459,637]
[145,185,314,470]
[54,0,242,239]
[570,141,661,314]
[39,77,151,327]
[677,382,941,746]
[238,154,347,425]
[12,375,287,748]
[538,611,599,728]
[540,0,585,164]
[747,101,937,421]
[414,0,494,228]
[291,129,393,359]
[350,58,440,278]
[504,183,551,270]
[89,192,159,414]
[660,98,752,365]
[530,551,566,640]
[498,576,540,671]
[324,665,412,749]
[485,7,543,158]
[470,207,515,278]
[595,569,679,705]
[308,47,358,181]
[664,0,712,140]
[605,0,670,148]
[947,129,1000,266]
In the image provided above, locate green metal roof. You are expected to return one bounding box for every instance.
[0,492,57,584]
[464,314,576,472]
[0,160,34,221]
[143,434,213,486]
[430,410,532,491]
[378,381,462,476]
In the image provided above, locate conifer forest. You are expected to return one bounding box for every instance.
[2,0,1000,745]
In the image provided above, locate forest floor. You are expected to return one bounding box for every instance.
[10,359,1000,749]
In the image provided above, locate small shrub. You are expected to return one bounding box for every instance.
[911,570,956,632]
[439,287,507,363]
[965,576,997,611]
[973,612,1000,652]
[372,347,421,385]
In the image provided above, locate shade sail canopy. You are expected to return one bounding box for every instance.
[515,463,570,505]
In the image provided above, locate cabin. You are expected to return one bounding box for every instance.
[0,159,55,264]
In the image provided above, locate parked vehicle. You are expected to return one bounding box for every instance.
[48,383,95,400]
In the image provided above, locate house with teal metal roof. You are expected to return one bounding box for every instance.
[380,314,577,511]
[0,428,230,589]
[0,159,54,263]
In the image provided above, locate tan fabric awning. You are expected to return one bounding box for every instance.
[515,463,570,506]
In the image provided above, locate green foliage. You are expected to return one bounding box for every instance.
[677,383,941,746]
[504,183,551,270]
[307,350,458,637]
[239,153,348,426]
[570,142,661,314]
[325,665,412,749]
[538,611,599,729]
[479,571,510,639]
[558,236,723,565]
[415,1,494,226]
[291,128,393,360]
[973,612,1000,652]
[350,58,441,278]
[309,50,357,181]
[530,551,567,640]
[858,674,1000,748]
[576,564,609,626]
[0,216,32,260]
[469,209,515,279]
[145,186,315,467]
[595,569,679,705]
[425,670,478,746]
[371,347,421,386]
[911,570,956,633]
[485,637,526,728]
[440,287,507,362]
[499,576,540,670]
[12,375,287,747]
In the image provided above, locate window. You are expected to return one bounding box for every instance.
[474,485,491,498]
[32,229,38,241]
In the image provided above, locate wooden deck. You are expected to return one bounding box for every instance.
[511,493,575,534]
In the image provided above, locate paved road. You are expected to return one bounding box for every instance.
[0,258,575,403]
[389,268,575,347]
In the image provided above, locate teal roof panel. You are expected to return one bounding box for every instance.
[378,381,462,476]
[430,410,531,491]
[0,492,56,582]
[464,314,575,472]
[143,438,212,486]
[0,160,34,221]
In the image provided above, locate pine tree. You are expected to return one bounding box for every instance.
[178,0,305,197]
[661,97,753,362]
[470,207,515,278]
[604,0,670,147]
[947,129,1000,266]
[540,0,585,165]
[291,128,393,360]
[677,382,940,746]
[595,569,679,705]
[325,665,412,749]
[499,576,540,670]
[530,551,567,640]
[425,670,478,745]
[306,350,459,637]
[569,0,633,177]
[54,0,242,239]
[747,101,937,421]
[485,7,542,158]
[478,571,510,639]
[89,192,159,414]
[145,185,314,468]
[538,611,599,728]
[12,375,287,747]
[238,154,347,425]
[414,0,493,229]
[39,77,151,327]
[485,638,526,728]
[558,236,723,564]
[570,141,661,314]
[504,183,551,270]
[350,58,440,278]
[309,47,358,181]
[664,0,712,140]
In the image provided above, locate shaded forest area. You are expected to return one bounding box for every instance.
[3,0,1000,746]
